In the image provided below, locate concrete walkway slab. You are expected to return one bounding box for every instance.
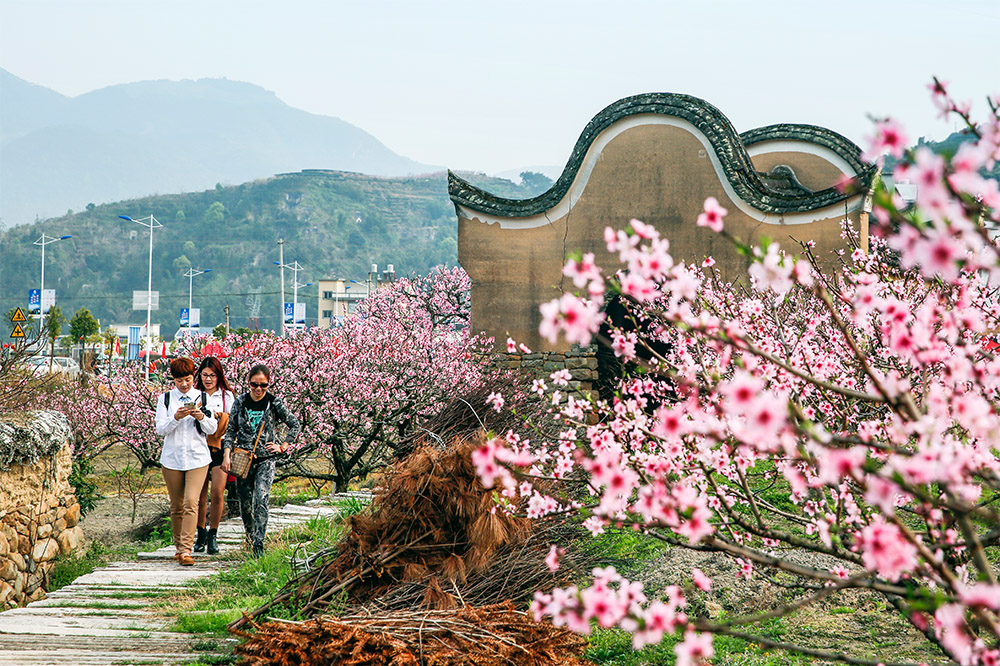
[0,502,339,664]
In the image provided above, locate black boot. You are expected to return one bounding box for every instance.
[193,526,208,553]
[206,528,219,555]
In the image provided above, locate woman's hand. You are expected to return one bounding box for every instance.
[264,441,286,454]
[221,449,231,473]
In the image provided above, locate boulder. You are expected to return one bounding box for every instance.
[56,526,81,554]
[64,503,81,528]
[31,538,59,563]
[36,523,52,539]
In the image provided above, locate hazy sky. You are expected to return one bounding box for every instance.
[2,0,998,175]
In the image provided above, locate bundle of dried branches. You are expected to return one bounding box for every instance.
[231,436,535,629]
[396,370,556,460]
[234,602,591,666]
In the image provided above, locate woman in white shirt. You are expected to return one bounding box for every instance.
[192,356,235,556]
[154,357,218,566]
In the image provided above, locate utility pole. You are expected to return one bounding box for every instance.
[224,303,231,337]
[277,239,285,336]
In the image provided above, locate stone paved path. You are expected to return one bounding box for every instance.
[0,494,369,665]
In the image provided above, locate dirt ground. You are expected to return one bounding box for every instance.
[636,543,945,663]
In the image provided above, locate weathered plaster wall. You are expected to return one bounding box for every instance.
[0,411,83,609]
[458,123,865,351]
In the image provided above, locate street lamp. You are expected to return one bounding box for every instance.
[183,268,212,336]
[120,214,162,381]
[33,233,72,326]
[274,258,304,334]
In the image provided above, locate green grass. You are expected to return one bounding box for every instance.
[163,515,343,635]
[586,626,808,666]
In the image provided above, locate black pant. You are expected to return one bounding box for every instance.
[236,459,275,547]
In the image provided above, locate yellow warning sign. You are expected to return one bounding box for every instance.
[10,307,26,323]
[10,323,25,338]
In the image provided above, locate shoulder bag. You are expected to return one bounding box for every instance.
[230,406,266,480]
[206,393,229,450]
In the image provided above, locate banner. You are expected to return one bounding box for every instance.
[132,291,160,311]
[294,302,306,326]
[127,326,141,361]
[284,302,294,325]
[28,289,40,315]
[41,289,55,314]
[180,308,201,327]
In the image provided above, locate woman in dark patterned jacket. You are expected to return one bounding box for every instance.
[221,363,301,556]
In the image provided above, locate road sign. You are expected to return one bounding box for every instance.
[10,323,25,338]
[10,307,26,323]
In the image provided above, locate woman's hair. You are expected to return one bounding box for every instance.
[195,356,233,394]
[248,364,271,382]
[169,357,197,378]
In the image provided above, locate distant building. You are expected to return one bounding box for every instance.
[315,264,398,329]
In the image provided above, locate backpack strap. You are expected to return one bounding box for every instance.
[164,391,171,409]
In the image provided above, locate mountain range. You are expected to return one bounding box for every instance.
[0,69,435,227]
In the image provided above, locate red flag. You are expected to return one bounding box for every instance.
[115,337,121,356]
[161,341,167,358]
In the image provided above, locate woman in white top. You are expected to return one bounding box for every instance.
[192,356,235,555]
[154,357,217,566]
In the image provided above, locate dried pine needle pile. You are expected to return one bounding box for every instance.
[235,603,591,666]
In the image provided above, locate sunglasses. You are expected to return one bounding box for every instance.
[250,381,269,388]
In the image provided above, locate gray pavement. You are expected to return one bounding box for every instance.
[0,495,366,665]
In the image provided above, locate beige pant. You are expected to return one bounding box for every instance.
[162,466,209,554]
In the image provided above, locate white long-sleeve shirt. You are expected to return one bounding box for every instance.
[155,388,218,471]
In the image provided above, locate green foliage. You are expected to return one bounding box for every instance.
[332,495,370,523]
[68,307,100,343]
[68,458,102,516]
[45,305,65,347]
[587,628,682,665]
[520,170,554,195]
[0,170,541,334]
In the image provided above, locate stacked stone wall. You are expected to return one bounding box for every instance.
[500,344,599,398]
[0,411,82,609]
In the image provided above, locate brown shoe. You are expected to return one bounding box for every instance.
[178,553,195,566]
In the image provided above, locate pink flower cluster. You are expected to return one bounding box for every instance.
[477,83,1000,665]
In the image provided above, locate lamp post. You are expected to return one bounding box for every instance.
[274,258,303,335]
[183,268,212,337]
[33,233,72,326]
[276,239,285,335]
[120,215,162,381]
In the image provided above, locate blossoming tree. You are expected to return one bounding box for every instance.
[60,267,491,491]
[475,82,1000,666]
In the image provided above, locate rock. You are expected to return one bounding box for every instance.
[0,531,8,557]
[64,503,81,528]
[53,517,67,533]
[8,551,25,572]
[31,538,60,563]
[0,558,16,582]
[38,499,50,514]
[0,580,12,604]
[17,533,29,555]
[36,523,53,539]
[57,525,81,554]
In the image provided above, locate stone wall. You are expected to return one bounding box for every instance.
[0,410,82,609]
[500,344,599,398]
